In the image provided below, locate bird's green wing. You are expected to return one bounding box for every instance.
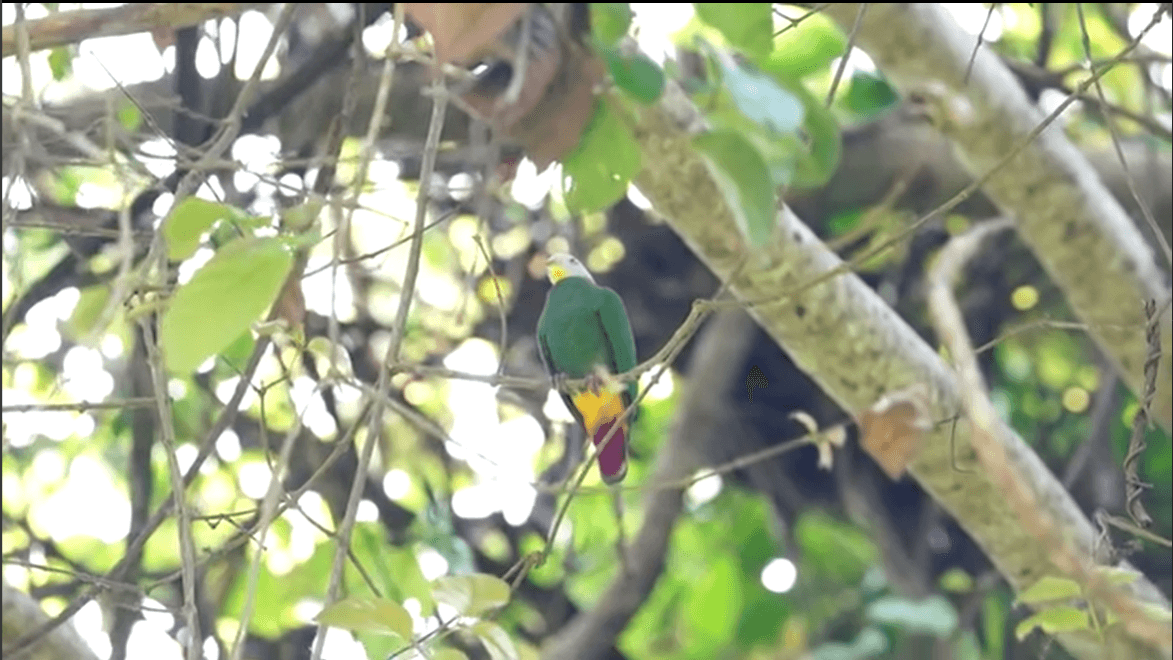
[596,287,638,407]
[539,327,590,432]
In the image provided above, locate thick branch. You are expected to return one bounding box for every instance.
[541,310,758,660]
[630,83,1172,660]
[2,582,100,660]
[823,3,1172,431]
[1,4,261,58]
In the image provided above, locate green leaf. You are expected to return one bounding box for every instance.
[1017,575,1082,605]
[219,331,256,372]
[590,3,632,45]
[65,285,111,345]
[794,512,877,581]
[472,621,518,660]
[765,11,846,81]
[683,553,742,646]
[982,591,1007,658]
[160,237,293,374]
[432,573,511,617]
[1139,602,1173,623]
[694,3,773,61]
[164,198,242,261]
[715,52,804,134]
[315,595,413,639]
[1015,605,1092,640]
[117,99,143,133]
[48,46,72,81]
[866,595,959,637]
[561,99,641,213]
[692,129,776,247]
[1092,565,1141,587]
[432,649,470,660]
[601,47,664,104]
[938,568,974,594]
[788,84,841,189]
[841,72,899,117]
[810,626,888,660]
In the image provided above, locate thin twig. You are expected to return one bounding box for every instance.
[1122,299,1160,528]
[928,218,1171,654]
[139,315,201,660]
[542,257,750,559]
[228,386,313,660]
[773,4,831,38]
[1075,4,1172,269]
[473,234,510,376]
[1,398,157,413]
[2,337,271,660]
[1098,510,1172,549]
[742,8,1169,311]
[502,4,533,106]
[330,4,402,375]
[963,4,998,85]
[826,4,866,107]
[311,59,448,660]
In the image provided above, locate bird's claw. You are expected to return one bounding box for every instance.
[584,372,605,395]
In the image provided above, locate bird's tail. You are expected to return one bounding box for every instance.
[593,421,628,484]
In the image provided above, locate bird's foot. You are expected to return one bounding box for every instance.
[551,373,569,393]
[583,372,605,395]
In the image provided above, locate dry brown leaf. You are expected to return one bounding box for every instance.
[272,267,306,336]
[816,425,848,471]
[857,383,933,479]
[403,3,527,64]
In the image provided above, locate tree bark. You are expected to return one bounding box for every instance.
[822,3,1173,432]
[630,81,1172,660]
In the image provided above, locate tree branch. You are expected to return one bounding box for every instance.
[1,3,261,58]
[628,81,1172,660]
[1,582,100,660]
[541,310,758,660]
[822,3,1172,432]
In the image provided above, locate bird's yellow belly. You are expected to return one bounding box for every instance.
[571,389,625,434]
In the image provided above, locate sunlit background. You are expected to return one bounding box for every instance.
[3,3,1170,659]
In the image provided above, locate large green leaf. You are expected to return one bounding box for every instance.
[765,11,846,81]
[163,198,243,261]
[562,99,642,213]
[1016,575,1083,605]
[160,236,292,373]
[694,3,773,61]
[1015,605,1091,639]
[794,511,877,581]
[591,3,633,45]
[432,573,511,617]
[866,595,959,637]
[601,47,665,104]
[716,53,805,135]
[692,129,776,248]
[840,72,899,118]
[315,595,413,639]
[683,553,742,647]
[788,85,841,189]
[472,621,518,660]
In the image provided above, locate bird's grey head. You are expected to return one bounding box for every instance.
[546,252,595,284]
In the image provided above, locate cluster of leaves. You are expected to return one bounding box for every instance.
[562,3,854,250]
[316,570,517,660]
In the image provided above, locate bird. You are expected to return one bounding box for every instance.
[536,253,639,484]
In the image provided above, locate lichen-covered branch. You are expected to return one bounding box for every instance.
[629,82,1172,660]
[822,3,1172,431]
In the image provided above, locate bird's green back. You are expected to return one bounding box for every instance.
[537,277,637,401]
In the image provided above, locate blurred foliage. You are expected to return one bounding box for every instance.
[2,4,1171,660]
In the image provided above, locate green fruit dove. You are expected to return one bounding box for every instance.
[537,253,638,483]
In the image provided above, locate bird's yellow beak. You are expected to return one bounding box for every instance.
[547,260,567,283]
